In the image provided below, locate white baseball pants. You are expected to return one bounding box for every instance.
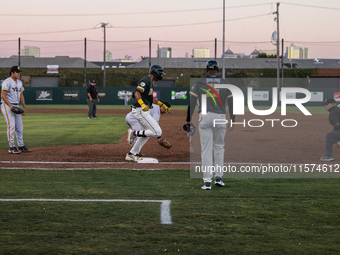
[130,107,162,155]
[1,104,24,148]
[199,112,227,183]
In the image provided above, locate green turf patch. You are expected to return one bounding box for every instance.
[0,114,127,151]
[0,169,340,254]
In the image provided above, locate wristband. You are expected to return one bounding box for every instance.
[138,99,145,106]
[156,101,163,106]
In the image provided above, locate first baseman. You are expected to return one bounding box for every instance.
[186,60,235,190]
[1,66,31,154]
[125,65,170,161]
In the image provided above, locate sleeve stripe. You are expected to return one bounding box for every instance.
[189,91,198,98]
[137,86,145,93]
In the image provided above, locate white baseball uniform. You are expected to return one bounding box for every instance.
[1,77,25,148]
[124,92,130,105]
[128,76,162,156]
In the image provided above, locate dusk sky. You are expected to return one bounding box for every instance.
[1,0,340,61]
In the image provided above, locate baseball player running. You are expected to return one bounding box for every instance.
[1,66,31,154]
[186,60,235,190]
[125,102,172,156]
[125,65,170,161]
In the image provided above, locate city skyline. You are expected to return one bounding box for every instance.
[1,0,340,61]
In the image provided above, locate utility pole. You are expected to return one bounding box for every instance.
[222,0,225,78]
[149,38,151,69]
[101,22,108,87]
[281,38,284,87]
[84,38,87,87]
[275,3,280,89]
[215,38,217,60]
[18,38,21,67]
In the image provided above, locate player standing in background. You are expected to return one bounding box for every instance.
[186,60,235,190]
[1,66,31,154]
[123,91,130,105]
[87,80,99,119]
[125,65,170,161]
[320,98,340,161]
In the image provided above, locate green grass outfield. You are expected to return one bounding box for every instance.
[0,114,127,151]
[1,169,340,254]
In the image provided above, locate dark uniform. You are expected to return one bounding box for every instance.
[87,81,99,119]
[325,105,340,158]
[133,76,154,108]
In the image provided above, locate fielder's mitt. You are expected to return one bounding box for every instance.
[158,138,172,149]
[183,123,197,137]
[11,106,25,114]
[336,142,340,150]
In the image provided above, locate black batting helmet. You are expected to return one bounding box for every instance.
[206,59,219,70]
[149,65,166,80]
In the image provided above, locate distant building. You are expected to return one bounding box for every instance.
[105,51,112,62]
[21,46,40,58]
[159,47,172,58]
[259,50,277,56]
[249,49,260,58]
[193,48,210,58]
[286,44,309,59]
[221,48,237,58]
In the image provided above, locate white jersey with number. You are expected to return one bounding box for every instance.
[1,77,24,105]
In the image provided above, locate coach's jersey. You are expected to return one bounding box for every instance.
[1,77,24,105]
[133,76,154,107]
[189,75,232,114]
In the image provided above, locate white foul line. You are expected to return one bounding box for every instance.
[0,198,172,225]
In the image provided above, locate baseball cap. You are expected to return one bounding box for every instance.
[11,66,21,73]
[90,80,96,83]
[322,98,336,105]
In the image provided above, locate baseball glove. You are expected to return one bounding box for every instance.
[158,138,172,149]
[183,123,197,137]
[336,142,340,150]
[11,106,25,114]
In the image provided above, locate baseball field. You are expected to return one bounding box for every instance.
[1,105,340,254]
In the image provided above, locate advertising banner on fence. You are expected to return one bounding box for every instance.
[171,91,188,100]
[63,91,80,100]
[36,90,52,101]
[309,92,323,102]
[252,91,269,101]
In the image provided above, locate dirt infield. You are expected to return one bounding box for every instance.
[0,108,336,169]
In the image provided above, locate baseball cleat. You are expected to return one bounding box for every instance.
[125,152,136,161]
[214,177,225,187]
[136,153,144,157]
[125,152,142,162]
[18,146,31,153]
[201,182,211,190]
[8,147,21,154]
[320,156,334,161]
[127,128,136,146]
